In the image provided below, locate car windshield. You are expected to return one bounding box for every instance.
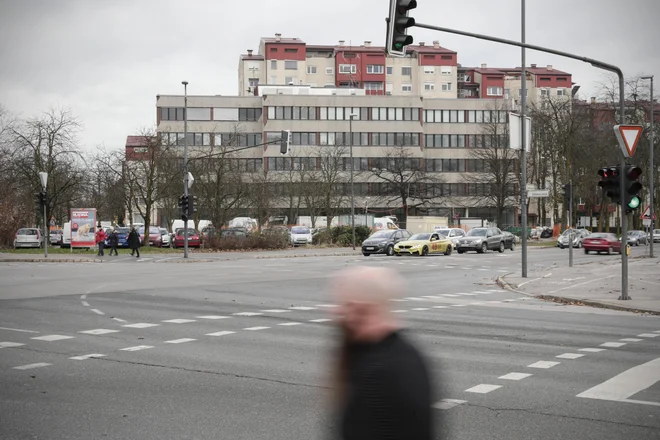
[409,233,431,241]
[436,229,449,236]
[18,229,37,235]
[291,227,310,234]
[369,230,394,239]
[115,228,129,234]
[588,233,608,239]
[177,229,197,236]
[466,229,487,237]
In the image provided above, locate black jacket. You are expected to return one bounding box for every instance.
[340,332,434,440]
[127,230,140,249]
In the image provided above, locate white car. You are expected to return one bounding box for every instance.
[434,227,466,246]
[290,226,312,246]
[159,228,171,247]
[14,228,43,248]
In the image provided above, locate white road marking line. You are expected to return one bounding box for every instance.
[472,291,491,294]
[620,338,643,342]
[469,302,485,306]
[162,319,197,324]
[422,296,440,299]
[112,318,127,323]
[390,299,408,302]
[289,306,316,310]
[487,289,500,292]
[310,318,332,323]
[78,329,120,336]
[457,293,476,296]
[556,353,585,360]
[528,361,560,369]
[601,342,626,348]
[31,334,74,342]
[206,331,235,337]
[0,327,39,333]
[498,270,509,272]
[81,301,90,307]
[432,306,448,309]
[0,342,25,348]
[261,309,291,313]
[405,297,426,301]
[244,326,269,331]
[278,322,303,326]
[197,315,230,319]
[315,304,338,308]
[654,330,660,333]
[579,348,607,353]
[120,345,153,351]
[433,399,467,410]
[465,384,502,394]
[638,333,659,338]
[70,354,106,360]
[165,338,197,344]
[451,304,467,307]
[14,363,51,370]
[392,310,409,313]
[233,312,264,316]
[122,323,160,329]
[411,307,430,311]
[499,372,532,381]
[442,294,460,297]
[426,265,438,267]
[577,357,660,407]
[80,294,87,299]
[90,309,104,315]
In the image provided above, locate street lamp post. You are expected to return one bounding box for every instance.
[520,0,528,278]
[39,172,48,258]
[349,113,358,250]
[642,75,654,257]
[182,81,189,259]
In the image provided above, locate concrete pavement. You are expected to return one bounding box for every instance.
[1,250,659,439]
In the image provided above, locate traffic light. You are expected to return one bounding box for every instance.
[280,130,291,155]
[387,0,417,57]
[34,192,43,213]
[189,195,198,215]
[623,164,642,214]
[597,166,621,204]
[562,183,572,212]
[179,195,188,221]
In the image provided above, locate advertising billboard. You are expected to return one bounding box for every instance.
[70,209,97,248]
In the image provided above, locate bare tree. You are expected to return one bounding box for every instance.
[307,144,350,228]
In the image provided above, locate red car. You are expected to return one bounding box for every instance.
[173,228,201,248]
[583,233,622,255]
[137,226,163,247]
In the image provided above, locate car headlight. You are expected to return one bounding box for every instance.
[473,239,482,244]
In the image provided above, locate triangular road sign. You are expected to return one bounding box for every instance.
[613,125,644,158]
[640,205,657,220]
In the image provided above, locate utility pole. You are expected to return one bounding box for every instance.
[520,0,528,277]
[39,172,48,258]
[642,75,654,257]
[182,81,189,259]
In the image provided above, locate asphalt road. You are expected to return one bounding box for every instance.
[0,247,658,440]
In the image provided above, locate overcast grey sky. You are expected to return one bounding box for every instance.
[1,0,658,151]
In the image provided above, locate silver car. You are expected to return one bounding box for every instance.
[557,229,590,249]
[14,228,43,248]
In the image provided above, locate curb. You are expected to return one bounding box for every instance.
[496,275,660,315]
[0,258,102,263]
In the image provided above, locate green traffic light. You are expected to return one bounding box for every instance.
[628,196,640,209]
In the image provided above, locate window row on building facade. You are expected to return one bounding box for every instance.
[160,107,263,122]
[160,132,263,147]
[268,182,517,198]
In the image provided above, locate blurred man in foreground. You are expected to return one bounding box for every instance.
[330,266,434,440]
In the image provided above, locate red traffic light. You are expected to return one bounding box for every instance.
[625,165,642,180]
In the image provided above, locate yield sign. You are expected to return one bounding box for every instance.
[640,205,657,220]
[613,125,644,158]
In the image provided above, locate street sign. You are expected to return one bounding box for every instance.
[643,218,652,227]
[527,189,550,198]
[613,125,644,158]
[509,112,532,152]
[640,205,657,220]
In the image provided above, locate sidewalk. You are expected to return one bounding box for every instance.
[499,257,660,315]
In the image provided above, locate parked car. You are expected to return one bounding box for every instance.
[583,233,623,254]
[50,229,63,246]
[393,232,453,256]
[290,226,313,246]
[104,227,130,248]
[14,228,43,249]
[221,228,248,239]
[159,228,171,247]
[172,228,201,248]
[653,229,660,243]
[434,227,466,247]
[362,229,412,256]
[557,229,591,249]
[626,230,648,246]
[137,226,162,247]
[456,227,510,254]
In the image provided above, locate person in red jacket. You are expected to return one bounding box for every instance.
[95,226,107,256]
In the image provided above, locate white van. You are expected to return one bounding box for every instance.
[373,217,398,231]
[61,222,71,248]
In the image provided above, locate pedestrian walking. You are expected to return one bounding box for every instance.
[127,227,141,258]
[108,228,119,256]
[95,226,107,256]
[329,266,436,440]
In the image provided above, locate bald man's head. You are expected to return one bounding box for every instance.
[331,266,404,342]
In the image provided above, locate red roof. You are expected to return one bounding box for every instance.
[125,135,152,147]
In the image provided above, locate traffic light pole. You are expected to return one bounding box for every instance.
[42,192,48,258]
[411,20,627,297]
[620,158,629,300]
[182,81,189,259]
[568,183,573,268]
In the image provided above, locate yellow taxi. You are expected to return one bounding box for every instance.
[393,232,453,256]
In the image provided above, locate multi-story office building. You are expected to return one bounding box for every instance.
[155,87,519,227]
[237,34,574,104]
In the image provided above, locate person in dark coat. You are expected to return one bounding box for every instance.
[329,266,435,440]
[127,227,141,258]
[108,228,119,256]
